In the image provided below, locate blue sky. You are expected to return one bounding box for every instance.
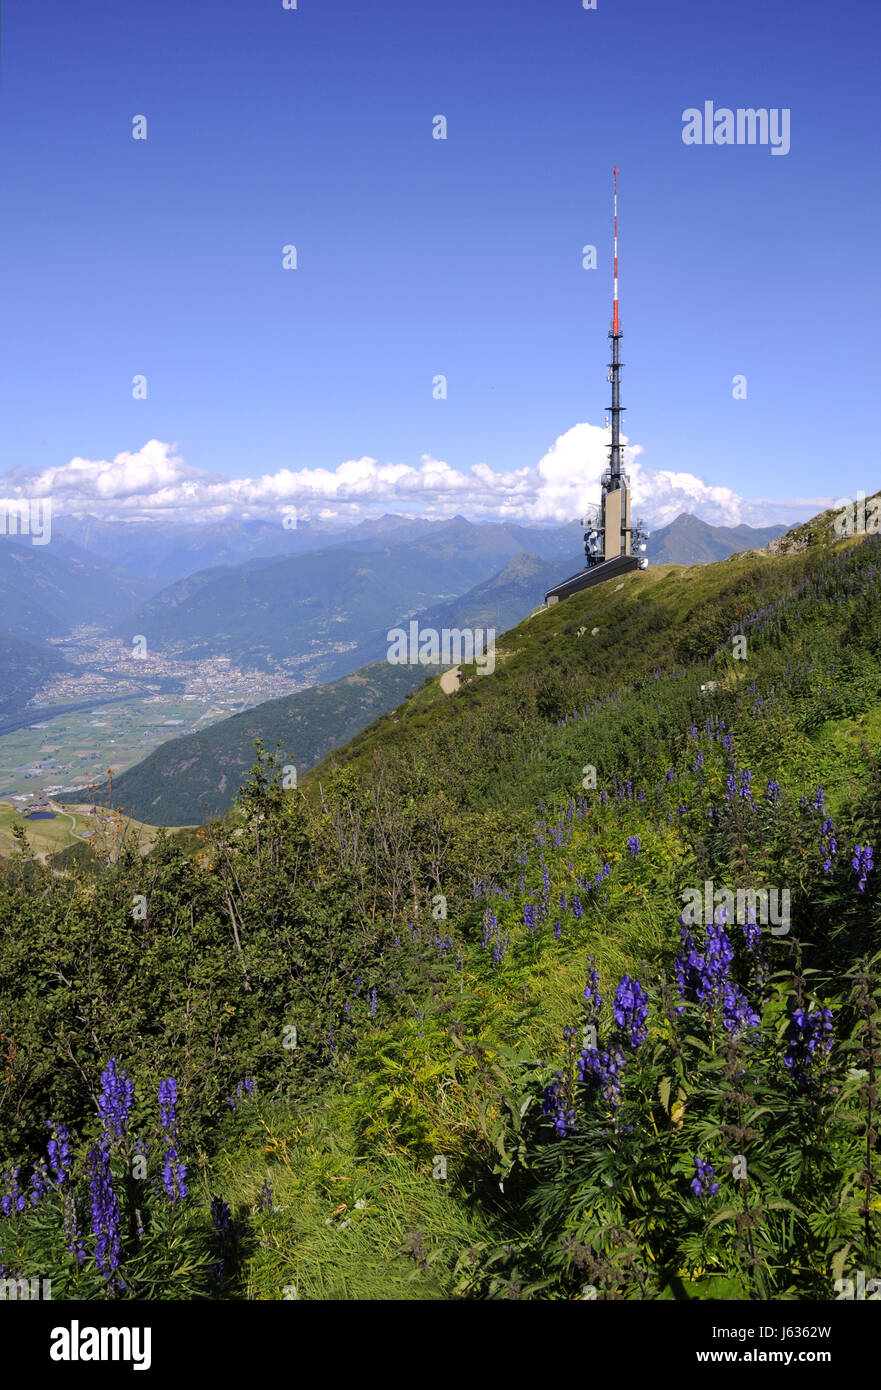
[0,0,878,529]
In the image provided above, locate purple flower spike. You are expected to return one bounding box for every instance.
[97,1059,134,1147]
[691,1156,720,1199]
[88,1145,123,1285]
[613,975,649,1049]
[852,844,874,893]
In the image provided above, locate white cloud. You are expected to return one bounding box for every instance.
[3,431,831,530]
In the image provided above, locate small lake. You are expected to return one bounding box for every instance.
[25,812,56,820]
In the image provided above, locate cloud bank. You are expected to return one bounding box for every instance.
[3,429,830,530]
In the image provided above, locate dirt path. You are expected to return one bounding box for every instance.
[440,666,461,694]
[49,801,91,843]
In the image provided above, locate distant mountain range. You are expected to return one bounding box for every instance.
[57,512,580,584]
[645,513,788,565]
[0,534,155,640]
[111,519,586,679]
[56,515,373,584]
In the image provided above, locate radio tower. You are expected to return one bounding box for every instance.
[545,168,648,603]
[609,164,623,487]
[583,166,648,568]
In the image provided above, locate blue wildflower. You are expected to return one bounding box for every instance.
[613,975,649,1049]
[783,1006,833,1087]
[226,1077,256,1112]
[158,1077,187,1204]
[46,1121,70,1186]
[88,1144,122,1286]
[852,844,874,892]
[161,1147,187,1204]
[97,1058,134,1148]
[579,1045,627,1108]
[691,1156,720,1199]
[28,1159,49,1207]
[583,965,602,1022]
[675,920,758,1040]
[542,1075,575,1136]
[158,1077,177,1131]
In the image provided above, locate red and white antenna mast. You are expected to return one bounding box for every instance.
[561,165,650,591]
[612,164,620,336]
[607,166,624,486]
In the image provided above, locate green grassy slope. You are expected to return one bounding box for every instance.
[234,505,881,1299]
[310,546,815,800]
